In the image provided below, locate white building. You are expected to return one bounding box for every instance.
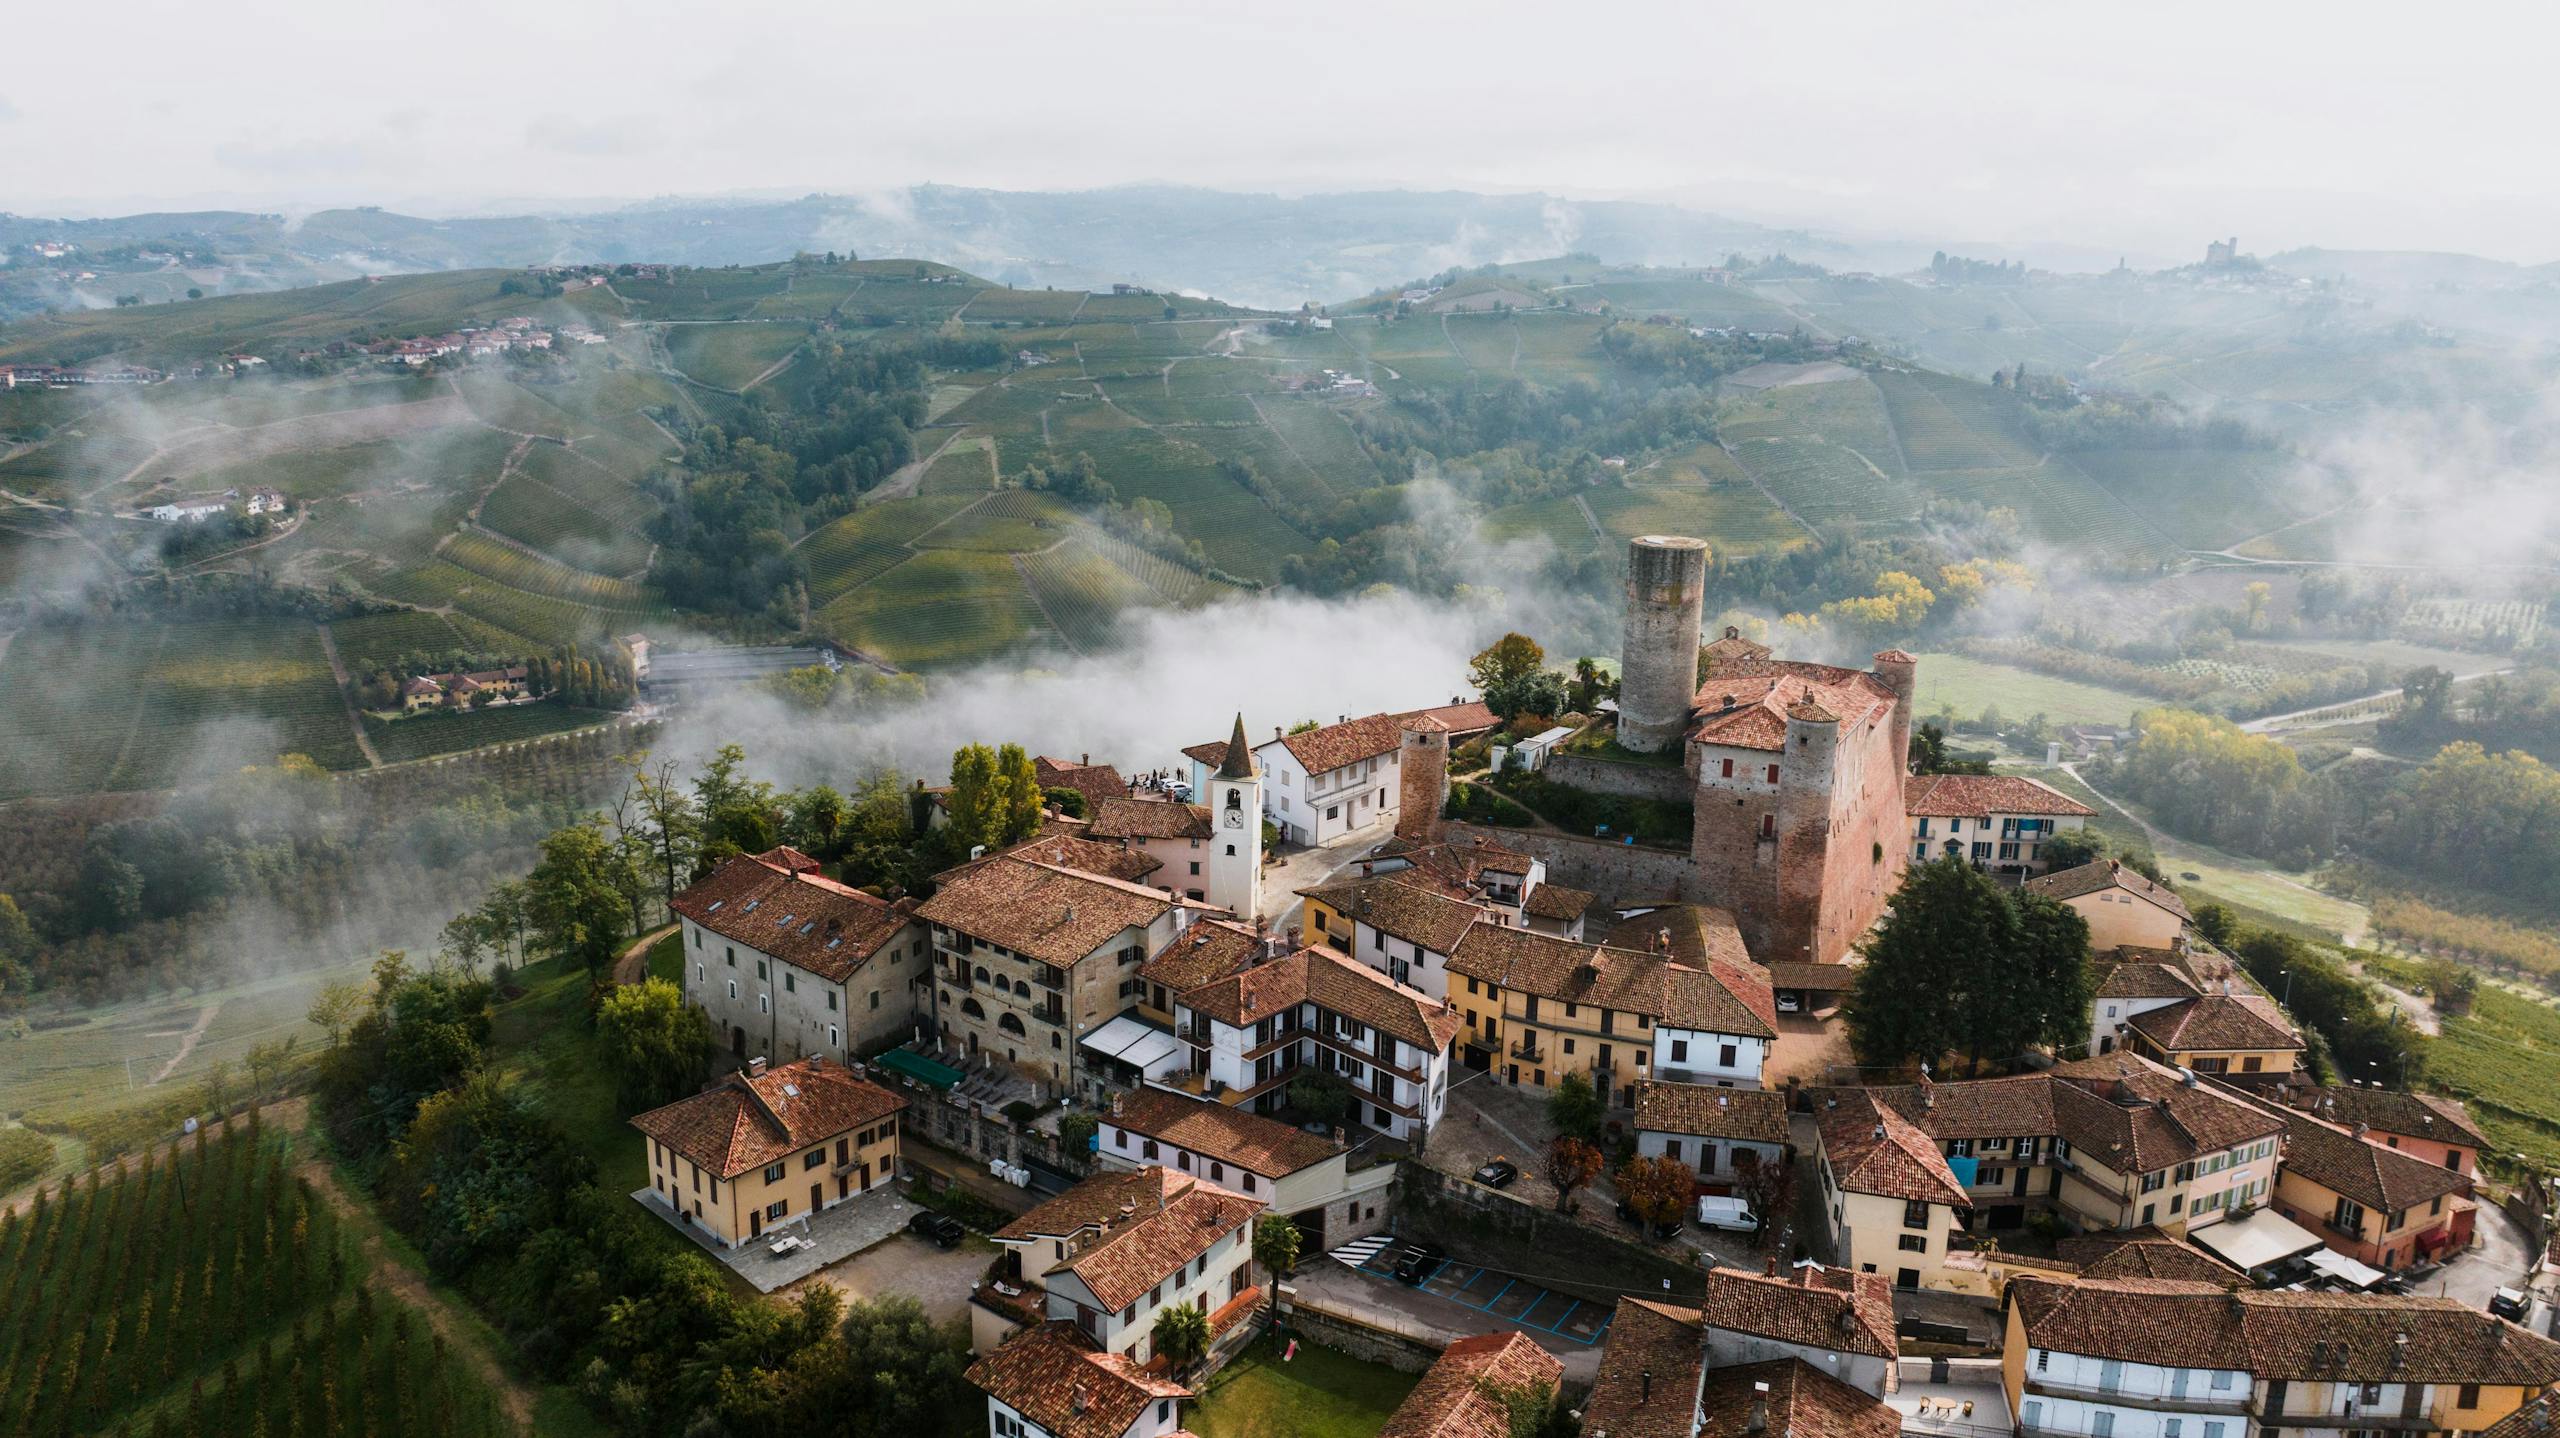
[1296,870,1488,1002]
[145,499,230,523]
[1095,1087,1394,1252]
[670,847,927,1065]
[1190,713,1403,847]
[966,1322,1193,1438]
[1904,774,2094,878]
[1160,945,1460,1143]
[976,1165,1263,1365]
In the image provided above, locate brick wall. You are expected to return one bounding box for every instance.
[1445,822,1697,903]
[1543,753,1692,804]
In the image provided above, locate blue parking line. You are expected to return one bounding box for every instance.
[1476,1276,1515,1312]
[1454,1266,1490,1294]
[1542,1297,1580,1334]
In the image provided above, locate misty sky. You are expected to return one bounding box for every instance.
[5,0,2557,263]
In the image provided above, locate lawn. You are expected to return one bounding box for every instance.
[1189,1336,1418,1438]
[645,929,685,984]
[490,953,647,1193]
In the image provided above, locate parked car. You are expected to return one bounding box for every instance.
[907,1210,966,1249]
[1393,1241,1448,1285]
[1696,1195,1759,1233]
[1775,992,1803,1014]
[1474,1159,1519,1190]
[2491,1287,2531,1322]
[1613,1197,1686,1242]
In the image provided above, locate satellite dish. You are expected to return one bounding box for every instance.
[182,1117,199,1136]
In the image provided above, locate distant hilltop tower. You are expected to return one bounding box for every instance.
[1617,535,1710,754]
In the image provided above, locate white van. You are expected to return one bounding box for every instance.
[1696,1195,1758,1232]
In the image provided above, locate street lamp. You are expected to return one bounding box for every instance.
[2281,968,2293,1008]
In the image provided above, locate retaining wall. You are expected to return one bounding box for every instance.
[1446,821,1698,905]
[1544,753,1693,804]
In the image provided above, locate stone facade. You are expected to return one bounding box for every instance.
[1617,535,1710,753]
[1689,697,1907,965]
[680,915,930,1065]
[1395,722,1449,846]
[1542,751,1693,803]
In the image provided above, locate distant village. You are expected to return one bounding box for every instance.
[617,528,2554,1438]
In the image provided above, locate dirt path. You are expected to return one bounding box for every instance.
[845,427,965,514]
[2350,961,2443,1036]
[2240,664,2516,735]
[1571,492,1607,544]
[613,922,678,986]
[738,345,804,393]
[315,622,384,768]
[149,1000,223,1084]
[294,1132,538,1433]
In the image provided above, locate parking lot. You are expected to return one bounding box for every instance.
[1332,1235,1614,1345]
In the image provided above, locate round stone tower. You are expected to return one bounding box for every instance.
[1617,534,1710,754]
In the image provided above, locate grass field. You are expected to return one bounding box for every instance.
[664,322,808,390]
[814,550,1058,669]
[1190,1336,1417,1438]
[916,433,999,493]
[1912,652,2152,727]
[1584,483,1807,555]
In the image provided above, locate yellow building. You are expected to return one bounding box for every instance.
[2027,860,2191,951]
[2004,1275,2560,1438]
[2122,992,2305,1079]
[1815,1088,1972,1292]
[631,1055,905,1249]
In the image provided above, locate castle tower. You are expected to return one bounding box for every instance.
[1617,535,1710,754]
[1770,695,1842,966]
[1871,650,1918,773]
[1395,716,1450,846]
[1206,713,1263,923]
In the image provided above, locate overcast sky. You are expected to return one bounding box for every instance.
[6,0,2555,263]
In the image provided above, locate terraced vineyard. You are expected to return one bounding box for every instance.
[442,529,650,606]
[1585,483,1807,555]
[511,440,660,528]
[797,493,981,603]
[365,558,638,649]
[1718,377,1917,530]
[366,701,620,763]
[1076,526,1237,605]
[911,490,1076,553]
[2064,447,2306,551]
[1021,540,1156,653]
[813,549,1058,669]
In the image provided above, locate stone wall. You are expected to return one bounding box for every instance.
[1447,821,1697,906]
[1275,1288,1450,1373]
[1544,753,1693,804]
[1391,1163,1707,1304]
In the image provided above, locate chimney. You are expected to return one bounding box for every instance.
[1747,1381,1771,1434]
[1071,1381,1090,1415]
[1641,1369,1653,1403]
[1064,904,1076,924]
[1765,1255,1779,1277]
[1274,726,1283,741]
[1081,752,1090,766]
[747,1056,768,1076]
[1111,1093,1123,1117]
[2353,1120,2370,1140]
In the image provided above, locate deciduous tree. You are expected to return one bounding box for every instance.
[1543,1136,1602,1213]
[596,978,713,1114]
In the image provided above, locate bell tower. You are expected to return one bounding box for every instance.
[1205,712,1263,923]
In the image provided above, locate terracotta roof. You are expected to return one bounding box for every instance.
[2028,859,2193,922]
[628,1057,904,1180]
[1871,1074,2058,1141]
[1634,1081,1791,1146]
[1180,740,1230,768]
[1581,1298,1707,1438]
[670,850,917,983]
[1376,1330,1562,1438]
[1050,1170,1260,1312]
[2124,993,2302,1053]
[2008,1276,2560,1383]
[1086,796,1215,842]
[1817,1088,1970,1207]
[998,1165,1184,1242]
[2056,1228,2246,1287]
[1269,712,1404,775]
[1600,904,1756,971]
[2094,957,2205,1000]
[2045,1055,2289,1172]
[2481,1395,2557,1438]
[1702,625,1774,665]
[916,857,1174,967]
[965,1323,1191,1438]
[1904,773,2094,819]
[1522,882,1595,923]
[1768,961,1857,992]
[1176,948,1462,1053]
[1302,873,1486,953]
[937,829,1166,887]
[1035,755,1130,813]
[2280,1112,2473,1214]
[1702,1264,1899,1360]
[1396,699,1499,738]
[1698,1359,1901,1438]
[1371,835,1536,888]
[1104,1089,1344,1178]
[2291,1086,2488,1151]
[1213,713,1256,780]
[1449,926,1775,1038]
[1137,918,1266,994]
[1687,661,1897,752]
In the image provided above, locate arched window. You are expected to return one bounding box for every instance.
[999,1013,1027,1037]
[961,997,986,1019]
[974,965,991,984]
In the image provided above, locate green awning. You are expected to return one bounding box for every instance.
[878,1049,961,1090]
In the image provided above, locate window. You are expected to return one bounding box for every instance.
[1190,861,1200,875]
[728,980,738,1000]
[1115,1128,1130,1150]
[783,972,795,994]
[2204,1424,2226,1438]
[757,960,767,980]
[1718,1043,1737,1068]
[759,993,770,1014]
[1760,814,1775,839]
[1898,1234,1926,1252]
[2459,1386,2482,1410]
[828,1024,839,1047]
[804,1149,824,1170]
[766,1200,787,1220]
[1765,764,1779,784]
[2024,1402,2043,1431]
[1903,1200,1929,1229]
[763,1162,786,1182]
[2091,1413,2114,1438]
[2035,1352,2049,1373]
[1671,1038,1689,1063]
[1143,1140,1159,1159]
[869,991,879,1010]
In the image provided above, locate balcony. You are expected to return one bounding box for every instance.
[2024,1379,2251,1415]
[1509,1036,1547,1063]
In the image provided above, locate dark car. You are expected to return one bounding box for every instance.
[2491,1287,2531,1321]
[1613,1197,1685,1243]
[1393,1241,1448,1285]
[907,1210,966,1248]
[1473,1159,1520,1190]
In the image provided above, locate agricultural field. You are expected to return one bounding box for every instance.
[796,493,982,603]
[1584,482,1807,555]
[2064,447,2308,551]
[441,530,651,608]
[363,558,640,649]
[812,549,1058,669]
[2415,983,2560,1169]
[326,610,510,674]
[915,432,998,493]
[1912,651,2152,727]
[510,440,660,528]
[474,472,654,576]
[365,701,620,764]
[1717,375,1917,531]
[0,1119,510,1438]
[911,489,1077,553]
[662,321,808,391]
[1480,494,1602,559]
[2400,595,2547,647]
[1255,398,1386,488]
[0,617,363,799]
[1020,538,1155,654]
[1075,526,1238,606]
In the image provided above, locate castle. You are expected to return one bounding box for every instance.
[1618,535,1914,965]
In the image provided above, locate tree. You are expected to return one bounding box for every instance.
[945,744,1006,854]
[1486,668,1568,724]
[0,893,34,1000]
[1546,1071,1604,1143]
[1733,1156,1795,1246]
[438,913,489,976]
[1288,1072,1351,1127]
[996,743,1043,843]
[1469,633,1546,694]
[1543,1136,1603,1213]
[630,758,700,906]
[2192,902,2236,948]
[835,1295,976,1432]
[596,978,713,1113]
[1043,785,1089,819]
[1618,1154,1695,1235]
[1151,1300,1210,1374]
[2037,831,2103,873]
[1477,1377,1574,1438]
[1253,1215,1301,1322]
[787,784,850,859]
[2011,892,2095,1054]
[1845,856,2020,1073]
[527,820,642,986]
[307,979,363,1048]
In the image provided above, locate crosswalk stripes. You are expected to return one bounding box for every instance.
[1328,1234,1395,1269]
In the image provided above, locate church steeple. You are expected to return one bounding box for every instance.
[1217,712,1256,780]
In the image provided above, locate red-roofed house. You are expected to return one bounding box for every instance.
[1815,1088,1973,1292]
[630,1055,905,1248]
[1904,773,2094,878]
[672,848,928,1065]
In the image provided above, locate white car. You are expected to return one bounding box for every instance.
[1696,1195,1759,1232]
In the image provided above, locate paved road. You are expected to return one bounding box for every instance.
[2433,1202,2536,1311]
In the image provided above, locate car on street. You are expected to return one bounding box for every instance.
[1473,1158,1519,1189]
[1696,1195,1759,1233]
[1393,1241,1448,1284]
[2491,1287,2531,1322]
[907,1210,967,1248]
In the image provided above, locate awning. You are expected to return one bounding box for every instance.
[878,1048,962,1090]
[1081,1015,1185,1077]
[2192,1208,2325,1272]
[2303,1247,2390,1290]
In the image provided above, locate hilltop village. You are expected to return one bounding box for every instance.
[627,531,2555,1438]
